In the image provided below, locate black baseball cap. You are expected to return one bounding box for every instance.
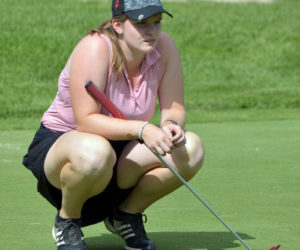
[112,0,173,21]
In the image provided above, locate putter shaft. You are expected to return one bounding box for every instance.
[156,154,252,250]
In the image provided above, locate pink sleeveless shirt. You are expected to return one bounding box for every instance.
[41,34,163,132]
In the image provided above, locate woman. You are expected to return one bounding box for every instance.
[23,0,204,249]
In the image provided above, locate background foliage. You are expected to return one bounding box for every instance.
[1,0,299,125]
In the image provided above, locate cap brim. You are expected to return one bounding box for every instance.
[124,6,173,21]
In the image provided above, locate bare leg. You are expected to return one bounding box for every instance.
[117,131,204,213]
[44,131,116,219]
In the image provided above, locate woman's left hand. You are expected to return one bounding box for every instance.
[161,122,186,148]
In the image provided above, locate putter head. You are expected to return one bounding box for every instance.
[268,245,280,250]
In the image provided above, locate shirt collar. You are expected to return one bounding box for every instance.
[140,48,161,76]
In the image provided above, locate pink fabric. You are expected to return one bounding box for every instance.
[41,34,162,132]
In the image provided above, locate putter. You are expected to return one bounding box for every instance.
[85,81,279,250]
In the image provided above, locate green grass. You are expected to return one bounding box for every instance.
[1,0,300,121]
[1,0,300,249]
[176,1,300,111]
[1,119,299,249]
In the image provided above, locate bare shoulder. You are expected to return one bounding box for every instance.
[68,33,111,77]
[68,33,111,90]
[73,33,109,56]
[156,32,179,62]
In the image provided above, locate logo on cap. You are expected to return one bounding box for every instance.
[114,0,120,10]
[138,14,144,21]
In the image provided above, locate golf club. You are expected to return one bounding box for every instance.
[85,81,279,250]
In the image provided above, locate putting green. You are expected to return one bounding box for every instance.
[1,119,299,249]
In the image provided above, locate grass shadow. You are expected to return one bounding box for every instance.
[85,231,255,250]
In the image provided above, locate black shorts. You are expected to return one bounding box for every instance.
[23,124,133,227]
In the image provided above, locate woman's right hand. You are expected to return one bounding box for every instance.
[141,123,175,156]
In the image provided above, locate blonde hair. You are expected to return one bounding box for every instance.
[89,15,127,80]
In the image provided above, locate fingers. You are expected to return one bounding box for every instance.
[149,139,173,156]
[142,124,174,156]
[142,123,186,156]
[162,123,186,148]
[149,135,174,156]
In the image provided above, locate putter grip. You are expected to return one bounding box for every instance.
[85,81,128,120]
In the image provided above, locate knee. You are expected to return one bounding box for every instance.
[72,137,116,178]
[176,131,204,179]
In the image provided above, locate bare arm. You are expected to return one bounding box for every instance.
[155,32,186,147]
[157,32,185,128]
[69,34,143,140]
